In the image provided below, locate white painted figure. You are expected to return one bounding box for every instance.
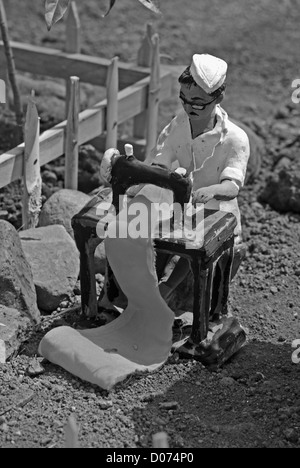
[140,54,250,302]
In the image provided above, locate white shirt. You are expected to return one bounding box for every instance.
[147,105,250,241]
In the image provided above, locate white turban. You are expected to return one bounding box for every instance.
[190,54,228,94]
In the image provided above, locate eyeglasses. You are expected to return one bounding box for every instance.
[179,94,218,110]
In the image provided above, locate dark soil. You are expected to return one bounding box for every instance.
[1,0,300,449]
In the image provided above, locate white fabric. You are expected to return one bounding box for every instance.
[39,193,174,390]
[190,54,227,94]
[148,105,250,241]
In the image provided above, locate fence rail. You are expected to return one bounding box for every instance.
[0,41,150,90]
[0,5,174,227]
[0,68,172,190]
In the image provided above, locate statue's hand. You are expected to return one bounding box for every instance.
[192,186,216,204]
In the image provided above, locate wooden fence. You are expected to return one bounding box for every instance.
[0,1,173,226]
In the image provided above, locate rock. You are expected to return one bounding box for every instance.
[0,221,40,325]
[1,423,9,433]
[78,171,103,194]
[220,377,236,387]
[26,357,45,377]
[274,106,290,120]
[42,183,52,201]
[0,306,32,363]
[42,170,57,184]
[78,145,103,193]
[0,210,9,220]
[274,156,292,171]
[210,425,221,434]
[19,225,80,312]
[51,165,65,180]
[39,187,112,275]
[158,401,179,410]
[278,336,286,343]
[79,145,102,173]
[259,163,300,213]
[283,428,298,443]
[73,280,81,296]
[38,189,91,238]
[271,121,299,139]
[98,400,113,410]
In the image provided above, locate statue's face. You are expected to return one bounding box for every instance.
[179,83,218,121]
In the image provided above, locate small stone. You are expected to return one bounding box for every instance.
[283,428,298,443]
[26,358,45,377]
[42,170,58,184]
[155,417,166,425]
[224,404,233,411]
[168,353,180,364]
[95,274,104,284]
[98,400,113,410]
[53,385,65,393]
[278,336,286,343]
[210,425,220,434]
[0,210,9,220]
[41,437,53,446]
[253,372,265,382]
[270,286,278,294]
[1,423,9,433]
[220,377,235,387]
[73,285,81,296]
[159,401,179,410]
[278,407,293,417]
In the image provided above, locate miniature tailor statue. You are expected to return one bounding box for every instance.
[104,53,250,306]
[145,53,250,303]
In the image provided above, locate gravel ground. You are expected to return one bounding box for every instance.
[1,0,300,449]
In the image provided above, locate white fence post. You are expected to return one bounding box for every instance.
[65,0,81,118]
[65,76,80,190]
[22,91,41,230]
[145,33,160,159]
[105,56,119,150]
[0,68,9,110]
[133,23,154,145]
